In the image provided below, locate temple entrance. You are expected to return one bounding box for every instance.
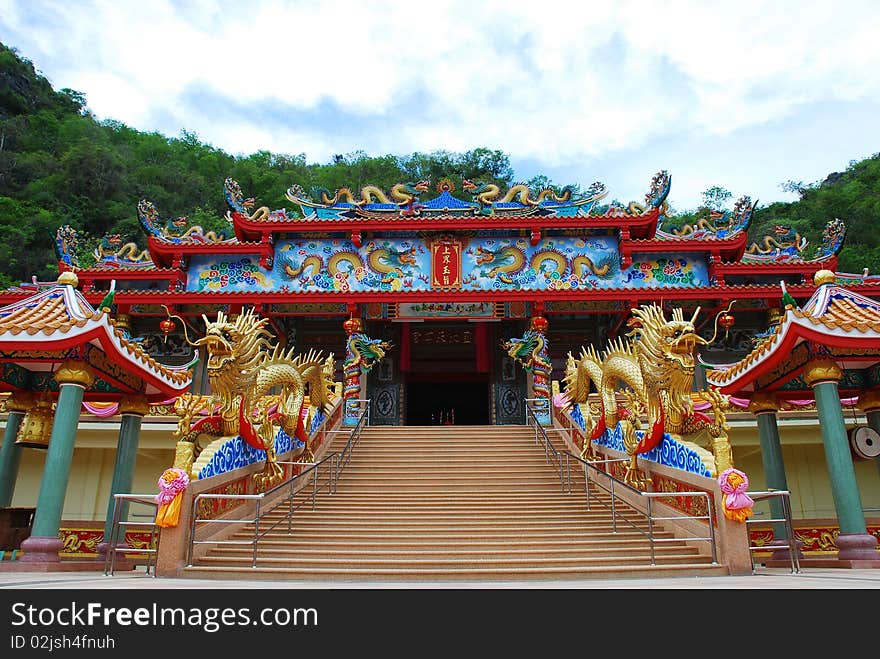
[399,321,493,425]
[405,378,491,425]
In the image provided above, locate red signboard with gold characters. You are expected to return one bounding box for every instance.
[431,240,462,289]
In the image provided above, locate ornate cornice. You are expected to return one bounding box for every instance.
[117,394,150,417]
[857,389,880,414]
[747,392,779,415]
[5,391,35,413]
[803,358,843,387]
[54,360,95,388]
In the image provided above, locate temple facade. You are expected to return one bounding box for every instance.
[0,171,878,560]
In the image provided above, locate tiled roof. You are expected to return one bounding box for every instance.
[705,283,880,389]
[0,283,192,394]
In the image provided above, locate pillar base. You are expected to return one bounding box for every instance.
[17,536,63,563]
[836,533,880,561]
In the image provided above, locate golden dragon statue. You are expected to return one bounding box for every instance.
[167,306,336,489]
[564,302,735,488]
[462,179,575,208]
[308,181,431,206]
[94,234,152,263]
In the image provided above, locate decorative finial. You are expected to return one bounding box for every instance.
[57,271,78,287]
[813,269,835,286]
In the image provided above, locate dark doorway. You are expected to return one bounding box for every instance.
[406,380,491,425]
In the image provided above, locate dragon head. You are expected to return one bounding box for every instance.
[398,247,418,266]
[503,331,544,370]
[474,246,494,265]
[630,304,707,380]
[194,308,273,388]
[350,335,391,372]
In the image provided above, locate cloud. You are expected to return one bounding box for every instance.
[2,0,879,207]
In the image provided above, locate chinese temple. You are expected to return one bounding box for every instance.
[3,171,869,427]
[0,170,878,570]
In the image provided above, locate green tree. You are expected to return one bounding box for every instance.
[701,185,733,212]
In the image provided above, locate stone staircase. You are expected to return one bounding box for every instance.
[182,425,729,582]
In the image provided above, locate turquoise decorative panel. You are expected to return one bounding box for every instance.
[185,238,709,293]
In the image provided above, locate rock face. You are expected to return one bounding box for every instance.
[0,44,83,119]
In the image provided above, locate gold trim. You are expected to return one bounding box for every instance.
[56,271,78,287]
[857,389,880,414]
[813,269,836,286]
[747,392,779,415]
[117,394,150,417]
[803,358,843,387]
[54,360,95,388]
[5,391,35,413]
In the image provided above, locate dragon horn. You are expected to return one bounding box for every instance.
[691,306,701,325]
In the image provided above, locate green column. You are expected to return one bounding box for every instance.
[102,396,149,543]
[0,393,31,506]
[749,394,788,540]
[806,359,878,560]
[19,361,94,563]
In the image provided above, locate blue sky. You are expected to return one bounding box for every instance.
[2,0,879,211]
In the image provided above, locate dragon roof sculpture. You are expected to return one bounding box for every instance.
[284,175,622,220]
[656,194,756,240]
[137,199,234,244]
[742,217,846,263]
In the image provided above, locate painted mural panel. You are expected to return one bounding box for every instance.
[185,237,709,293]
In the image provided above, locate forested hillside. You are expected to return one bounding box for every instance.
[0,42,877,289]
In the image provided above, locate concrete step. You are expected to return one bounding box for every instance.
[181,562,729,582]
[186,424,720,583]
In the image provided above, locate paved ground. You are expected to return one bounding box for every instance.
[1,565,879,589]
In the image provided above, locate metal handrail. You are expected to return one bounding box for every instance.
[525,400,568,492]
[565,451,718,565]
[745,489,801,574]
[186,402,370,568]
[188,454,337,567]
[337,400,370,478]
[103,494,162,577]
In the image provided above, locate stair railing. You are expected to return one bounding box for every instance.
[103,493,162,577]
[565,451,719,566]
[744,489,801,574]
[336,401,370,480]
[525,401,570,492]
[186,403,370,568]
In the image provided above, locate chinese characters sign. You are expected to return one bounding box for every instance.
[431,240,462,289]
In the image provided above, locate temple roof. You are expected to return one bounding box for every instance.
[0,274,193,401]
[705,271,880,395]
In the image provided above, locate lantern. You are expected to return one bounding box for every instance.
[159,318,176,343]
[343,317,363,335]
[530,316,548,334]
[719,311,735,340]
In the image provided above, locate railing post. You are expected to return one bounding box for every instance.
[611,477,617,533]
[584,462,591,510]
[647,496,655,565]
[252,499,261,568]
[707,495,718,564]
[187,496,199,567]
[288,477,294,535]
[312,462,319,511]
[783,493,800,573]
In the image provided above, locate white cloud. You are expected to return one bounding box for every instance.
[2,0,880,207]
